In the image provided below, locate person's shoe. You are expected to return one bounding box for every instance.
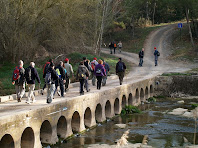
[31,100,36,103]
[57,91,61,96]
[80,92,84,95]
[26,101,31,104]
[120,82,122,85]
[87,89,90,92]
[17,98,22,102]
[61,95,65,98]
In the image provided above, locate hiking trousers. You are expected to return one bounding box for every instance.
[27,84,35,102]
[55,79,64,97]
[117,72,125,85]
[92,72,96,86]
[155,56,158,66]
[139,58,143,66]
[65,77,70,91]
[15,84,25,99]
[79,79,85,93]
[102,75,107,86]
[96,76,103,89]
[47,84,55,103]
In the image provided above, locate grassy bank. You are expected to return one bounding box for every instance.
[104,26,160,54]
[0,52,132,96]
[169,24,198,62]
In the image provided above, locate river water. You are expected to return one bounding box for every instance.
[50,98,198,148]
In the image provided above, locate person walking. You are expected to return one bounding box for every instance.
[25,62,41,104]
[54,61,66,97]
[113,41,117,54]
[45,63,58,104]
[94,59,106,90]
[76,61,90,95]
[12,60,26,102]
[116,58,126,85]
[42,59,53,95]
[83,57,92,92]
[139,48,144,67]
[154,47,160,66]
[109,42,113,54]
[102,60,110,86]
[118,41,122,53]
[64,58,74,92]
[91,57,98,86]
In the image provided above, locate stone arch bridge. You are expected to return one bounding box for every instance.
[0,78,155,148]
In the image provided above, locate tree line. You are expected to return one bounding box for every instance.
[0,0,197,63]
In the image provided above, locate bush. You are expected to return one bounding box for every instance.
[121,105,141,115]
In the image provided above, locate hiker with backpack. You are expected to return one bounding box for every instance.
[25,62,41,104]
[139,48,144,67]
[113,41,117,54]
[64,58,74,92]
[12,60,26,102]
[91,57,98,86]
[54,61,66,97]
[45,63,58,104]
[83,57,92,92]
[94,59,106,90]
[76,61,90,95]
[117,41,122,53]
[102,60,110,86]
[116,58,126,85]
[154,47,160,66]
[42,59,53,95]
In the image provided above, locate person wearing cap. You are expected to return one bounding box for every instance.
[64,58,74,91]
[154,47,160,66]
[91,57,98,86]
[46,63,58,104]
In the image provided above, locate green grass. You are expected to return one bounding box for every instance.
[161,72,191,76]
[0,52,132,96]
[104,26,160,54]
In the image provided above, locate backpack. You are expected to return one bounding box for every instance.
[157,51,160,56]
[44,63,50,74]
[114,43,117,48]
[78,68,86,79]
[117,62,124,72]
[96,68,101,74]
[91,62,95,71]
[25,67,32,82]
[13,66,21,81]
[45,71,52,85]
[56,68,61,78]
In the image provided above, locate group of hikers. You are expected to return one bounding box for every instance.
[12,57,126,104]
[109,41,122,54]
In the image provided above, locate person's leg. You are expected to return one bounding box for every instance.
[98,76,102,89]
[85,78,89,92]
[155,56,158,66]
[92,73,96,86]
[49,84,55,103]
[27,84,32,103]
[19,83,25,100]
[114,48,116,54]
[80,79,84,94]
[30,84,36,102]
[102,76,107,86]
[47,84,50,103]
[60,79,64,97]
[15,85,20,101]
[96,76,99,89]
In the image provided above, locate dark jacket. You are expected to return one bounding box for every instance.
[12,66,25,85]
[94,64,106,77]
[103,62,110,75]
[76,65,90,80]
[55,65,65,80]
[47,67,59,84]
[27,66,41,84]
[139,50,144,58]
[116,61,126,73]
[84,60,92,71]
[154,50,159,56]
[43,62,51,78]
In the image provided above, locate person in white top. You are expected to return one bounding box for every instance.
[118,41,122,53]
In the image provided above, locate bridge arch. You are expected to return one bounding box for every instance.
[140,88,144,102]
[128,93,133,105]
[145,87,149,99]
[135,88,140,103]
[57,116,67,138]
[71,111,80,133]
[84,107,92,127]
[0,134,15,148]
[150,85,154,96]
[105,100,111,118]
[114,98,120,114]
[40,120,52,144]
[95,104,102,122]
[21,127,34,148]
[122,95,127,108]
